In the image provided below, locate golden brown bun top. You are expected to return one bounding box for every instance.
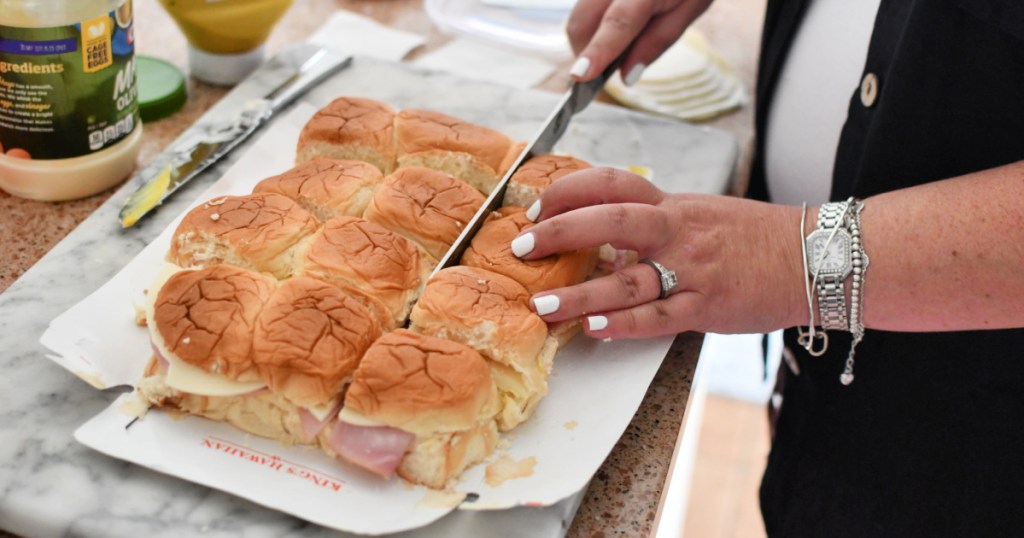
[169,192,318,261]
[369,167,484,246]
[395,109,514,172]
[153,265,276,381]
[510,154,591,190]
[253,158,383,217]
[298,97,396,151]
[418,265,536,327]
[301,216,425,292]
[346,329,495,435]
[253,276,382,408]
[460,207,598,295]
[413,266,549,364]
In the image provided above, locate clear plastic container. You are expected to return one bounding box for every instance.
[425,0,575,57]
[0,0,142,201]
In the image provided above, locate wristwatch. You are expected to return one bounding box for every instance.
[806,201,853,330]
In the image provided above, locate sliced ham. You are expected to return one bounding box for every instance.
[299,400,345,441]
[152,343,170,371]
[325,420,415,477]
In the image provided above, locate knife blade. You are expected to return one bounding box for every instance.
[118,45,352,228]
[431,56,624,276]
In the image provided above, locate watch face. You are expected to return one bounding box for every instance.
[807,230,851,276]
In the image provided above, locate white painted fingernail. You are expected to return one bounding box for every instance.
[525,200,541,222]
[570,57,590,79]
[511,233,535,258]
[587,315,608,331]
[533,295,560,316]
[623,63,646,86]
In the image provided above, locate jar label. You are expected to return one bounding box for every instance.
[0,1,139,160]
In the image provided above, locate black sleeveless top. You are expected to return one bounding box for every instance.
[751,1,1024,536]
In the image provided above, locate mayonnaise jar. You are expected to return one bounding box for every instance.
[0,0,141,201]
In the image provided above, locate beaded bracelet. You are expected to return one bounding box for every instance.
[840,200,869,385]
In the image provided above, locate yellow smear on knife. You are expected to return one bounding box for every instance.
[121,164,171,228]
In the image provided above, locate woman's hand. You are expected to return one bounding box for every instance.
[566,0,714,83]
[513,168,805,339]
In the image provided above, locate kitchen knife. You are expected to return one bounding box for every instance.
[431,56,623,276]
[118,45,352,228]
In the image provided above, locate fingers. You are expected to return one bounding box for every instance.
[516,203,669,260]
[566,0,614,56]
[584,292,702,340]
[531,262,665,322]
[570,0,657,80]
[529,167,665,223]
[624,2,707,73]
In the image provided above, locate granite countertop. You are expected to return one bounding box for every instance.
[0,1,765,536]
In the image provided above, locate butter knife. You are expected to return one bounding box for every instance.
[118,45,352,228]
[431,56,623,276]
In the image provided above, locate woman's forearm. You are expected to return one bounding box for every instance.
[855,160,1024,331]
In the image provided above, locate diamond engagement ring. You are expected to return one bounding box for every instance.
[639,258,678,300]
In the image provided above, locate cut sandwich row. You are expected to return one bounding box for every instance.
[296,96,525,195]
[137,263,510,489]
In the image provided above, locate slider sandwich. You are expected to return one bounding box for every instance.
[253,158,384,221]
[320,329,500,489]
[297,97,398,173]
[253,276,383,438]
[502,154,592,209]
[298,215,433,328]
[137,265,381,445]
[394,108,524,195]
[362,166,485,260]
[461,207,599,295]
[168,192,318,280]
[495,154,637,274]
[410,266,556,431]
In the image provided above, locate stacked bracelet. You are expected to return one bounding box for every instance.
[797,197,869,385]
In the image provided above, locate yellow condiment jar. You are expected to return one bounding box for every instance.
[159,0,294,86]
[0,0,142,201]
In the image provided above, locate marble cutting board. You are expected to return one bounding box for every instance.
[0,56,737,538]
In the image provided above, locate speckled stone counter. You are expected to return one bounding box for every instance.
[0,1,764,536]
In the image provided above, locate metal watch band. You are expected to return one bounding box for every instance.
[816,275,848,330]
[817,201,849,230]
[813,201,852,331]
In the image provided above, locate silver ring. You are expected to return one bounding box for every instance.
[639,258,678,300]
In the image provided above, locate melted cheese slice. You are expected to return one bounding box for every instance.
[337,406,387,427]
[305,399,342,422]
[145,263,267,397]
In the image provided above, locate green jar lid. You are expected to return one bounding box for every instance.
[136,55,187,122]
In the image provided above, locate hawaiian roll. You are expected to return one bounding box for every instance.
[298,216,432,327]
[363,167,485,259]
[253,276,382,410]
[297,97,397,173]
[346,330,497,435]
[503,154,592,208]
[168,193,318,280]
[394,108,521,194]
[410,266,556,431]
[337,329,500,488]
[151,264,275,383]
[461,207,599,295]
[253,158,383,221]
